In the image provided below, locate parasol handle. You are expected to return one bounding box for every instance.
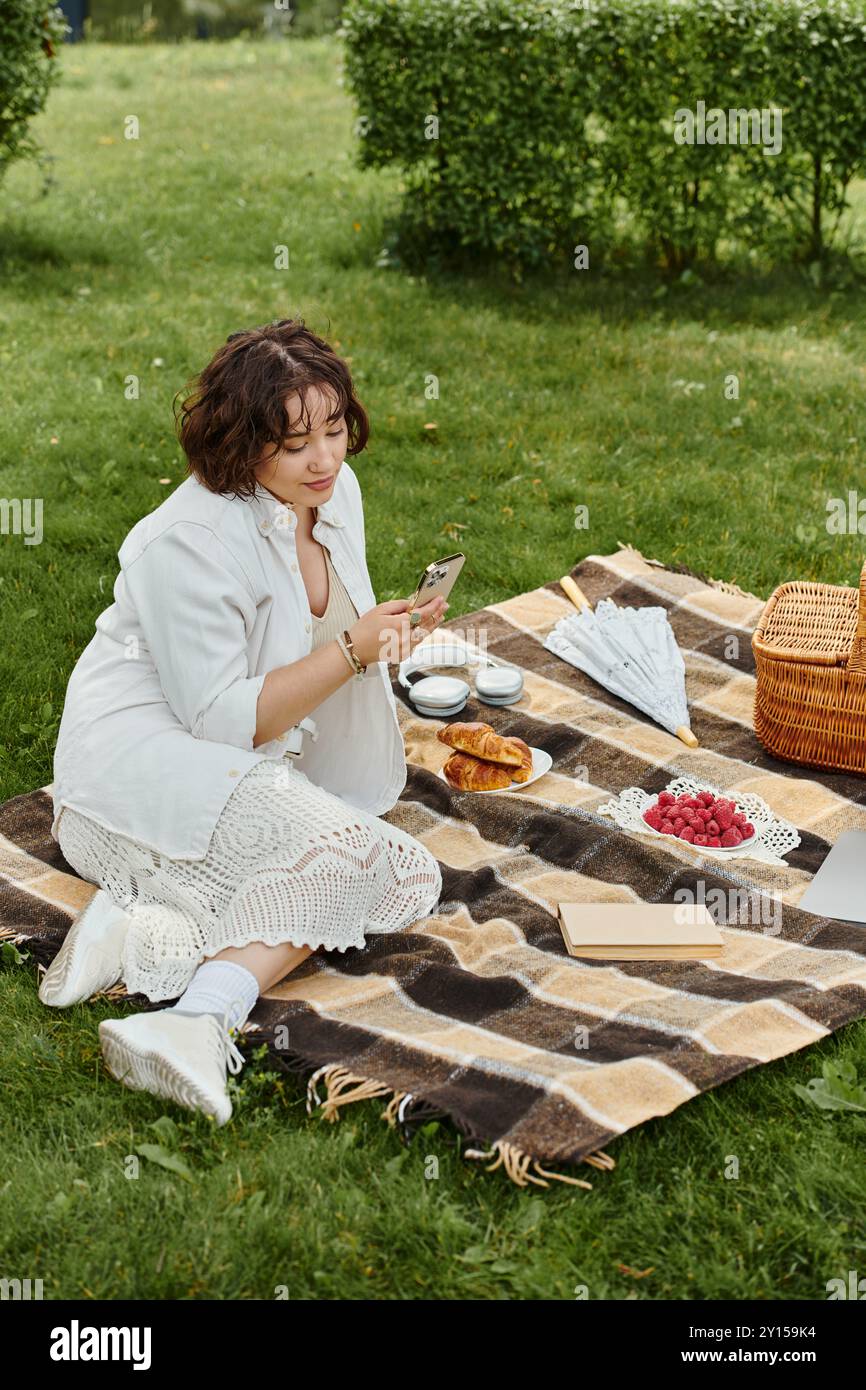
[560,576,592,611]
[675,725,699,748]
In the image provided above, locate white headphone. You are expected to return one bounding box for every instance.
[398,632,524,717]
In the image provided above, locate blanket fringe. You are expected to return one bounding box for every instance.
[305,1062,612,1188]
[581,1149,616,1171]
[305,1063,393,1122]
[614,541,763,602]
[463,1142,593,1190]
[97,981,132,1001]
[381,1090,414,1127]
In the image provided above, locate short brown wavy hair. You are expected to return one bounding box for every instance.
[175,317,370,497]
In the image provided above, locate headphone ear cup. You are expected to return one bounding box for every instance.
[407,673,471,715]
[474,664,524,705]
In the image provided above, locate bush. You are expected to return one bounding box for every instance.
[758,0,866,260]
[341,0,594,275]
[340,0,866,274]
[0,2,67,184]
[585,0,866,269]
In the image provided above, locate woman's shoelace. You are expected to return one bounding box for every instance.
[217,1009,246,1074]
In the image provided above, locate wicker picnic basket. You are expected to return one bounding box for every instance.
[752,562,866,775]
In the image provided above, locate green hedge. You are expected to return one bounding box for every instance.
[340,0,866,272]
[0,2,67,183]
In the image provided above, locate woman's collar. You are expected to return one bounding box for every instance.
[250,479,345,528]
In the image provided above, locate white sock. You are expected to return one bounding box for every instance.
[170,960,260,1032]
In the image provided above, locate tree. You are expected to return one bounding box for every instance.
[0,2,67,185]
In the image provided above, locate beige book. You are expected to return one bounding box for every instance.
[557,901,724,960]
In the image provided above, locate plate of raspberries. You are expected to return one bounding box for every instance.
[598,776,798,862]
[642,788,758,851]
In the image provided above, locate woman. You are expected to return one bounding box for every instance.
[41,317,446,1124]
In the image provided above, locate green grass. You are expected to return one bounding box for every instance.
[2,39,866,1301]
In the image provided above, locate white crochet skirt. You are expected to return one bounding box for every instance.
[56,759,442,1003]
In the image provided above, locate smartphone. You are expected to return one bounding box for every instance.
[406,552,466,613]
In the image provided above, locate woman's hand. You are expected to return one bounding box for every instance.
[256,596,448,748]
[348,596,448,668]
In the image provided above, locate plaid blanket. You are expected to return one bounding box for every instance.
[4,547,866,1189]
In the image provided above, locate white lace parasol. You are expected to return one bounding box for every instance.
[597,775,800,866]
[543,590,697,745]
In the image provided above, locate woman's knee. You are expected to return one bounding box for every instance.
[425,851,442,906]
[407,843,442,917]
[373,825,441,917]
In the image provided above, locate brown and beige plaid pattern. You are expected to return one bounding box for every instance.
[4,547,866,1188]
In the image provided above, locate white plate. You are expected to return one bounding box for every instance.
[438,746,552,793]
[598,775,799,863]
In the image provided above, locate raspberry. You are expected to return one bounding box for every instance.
[643,808,662,827]
[741,823,755,839]
[658,791,675,807]
[714,806,734,832]
[693,833,708,846]
[680,825,695,842]
[706,819,720,836]
[720,827,743,848]
[659,821,676,835]
[707,836,722,847]
[673,817,685,833]
[732,813,747,828]
[699,791,714,806]
[695,808,711,822]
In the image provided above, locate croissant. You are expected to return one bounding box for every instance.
[436,721,523,767]
[443,752,514,792]
[504,736,533,783]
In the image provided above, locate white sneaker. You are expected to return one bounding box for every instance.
[39,889,130,1008]
[98,1010,245,1126]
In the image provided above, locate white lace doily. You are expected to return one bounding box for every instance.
[597,774,800,866]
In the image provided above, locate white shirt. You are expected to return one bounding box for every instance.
[51,461,407,859]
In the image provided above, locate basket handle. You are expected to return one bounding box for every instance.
[848,561,866,672]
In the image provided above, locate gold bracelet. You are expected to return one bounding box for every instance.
[334,634,360,677]
[341,628,366,676]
